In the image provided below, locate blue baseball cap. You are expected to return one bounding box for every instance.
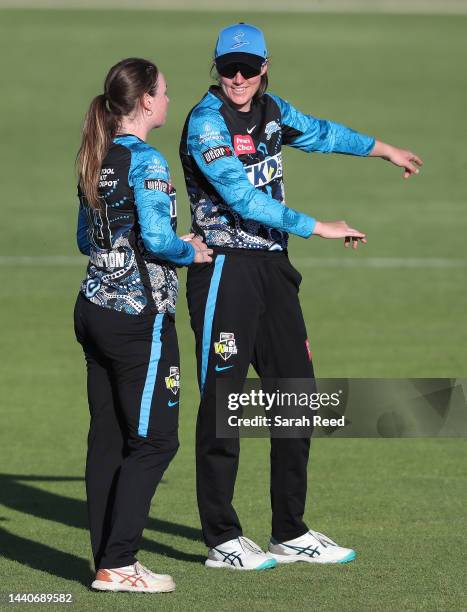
[215,23,268,72]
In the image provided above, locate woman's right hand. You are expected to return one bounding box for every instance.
[312,220,367,249]
[190,236,213,263]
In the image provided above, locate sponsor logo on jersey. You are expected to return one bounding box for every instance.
[202,146,233,165]
[144,178,170,193]
[147,158,167,175]
[214,332,238,361]
[199,123,223,145]
[165,366,180,395]
[234,134,256,155]
[99,167,118,189]
[215,364,234,372]
[265,120,281,141]
[244,153,283,188]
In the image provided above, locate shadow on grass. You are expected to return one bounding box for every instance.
[0,525,93,585]
[0,473,205,584]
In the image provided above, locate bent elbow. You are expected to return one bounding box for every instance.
[143,232,178,259]
[77,239,90,256]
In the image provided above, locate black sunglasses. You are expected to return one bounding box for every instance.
[217,62,262,79]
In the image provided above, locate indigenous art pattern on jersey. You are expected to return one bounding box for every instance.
[77,135,193,315]
[180,87,374,251]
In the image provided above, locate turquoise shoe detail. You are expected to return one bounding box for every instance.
[338,550,356,564]
[256,559,277,570]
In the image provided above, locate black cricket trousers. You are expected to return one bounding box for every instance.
[187,249,314,549]
[74,293,180,570]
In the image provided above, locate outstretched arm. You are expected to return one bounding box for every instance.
[270,94,423,178]
[269,93,375,156]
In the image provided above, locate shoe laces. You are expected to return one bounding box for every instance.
[309,530,338,547]
[134,561,157,578]
[238,536,263,554]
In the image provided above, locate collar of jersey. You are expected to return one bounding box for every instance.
[208,85,257,118]
[113,133,144,143]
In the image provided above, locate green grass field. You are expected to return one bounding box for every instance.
[0,8,466,611]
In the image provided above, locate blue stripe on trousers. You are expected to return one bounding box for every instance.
[138,313,164,437]
[201,255,225,395]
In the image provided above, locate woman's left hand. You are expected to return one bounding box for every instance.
[370,141,423,179]
[387,146,423,179]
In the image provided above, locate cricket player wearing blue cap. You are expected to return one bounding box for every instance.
[180,23,423,570]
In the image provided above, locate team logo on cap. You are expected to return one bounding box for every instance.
[232,30,249,49]
[214,332,238,361]
[165,366,180,395]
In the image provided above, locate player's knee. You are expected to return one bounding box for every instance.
[148,432,179,458]
[129,430,179,459]
[161,434,180,460]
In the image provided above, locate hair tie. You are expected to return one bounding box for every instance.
[102,93,111,112]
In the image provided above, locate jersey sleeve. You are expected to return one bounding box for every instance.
[129,147,195,266]
[76,199,91,255]
[186,108,316,238]
[268,93,375,156]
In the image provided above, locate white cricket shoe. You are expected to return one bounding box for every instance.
[205,536,277,570]
[91,561,176,592]
[267,529,356,564]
